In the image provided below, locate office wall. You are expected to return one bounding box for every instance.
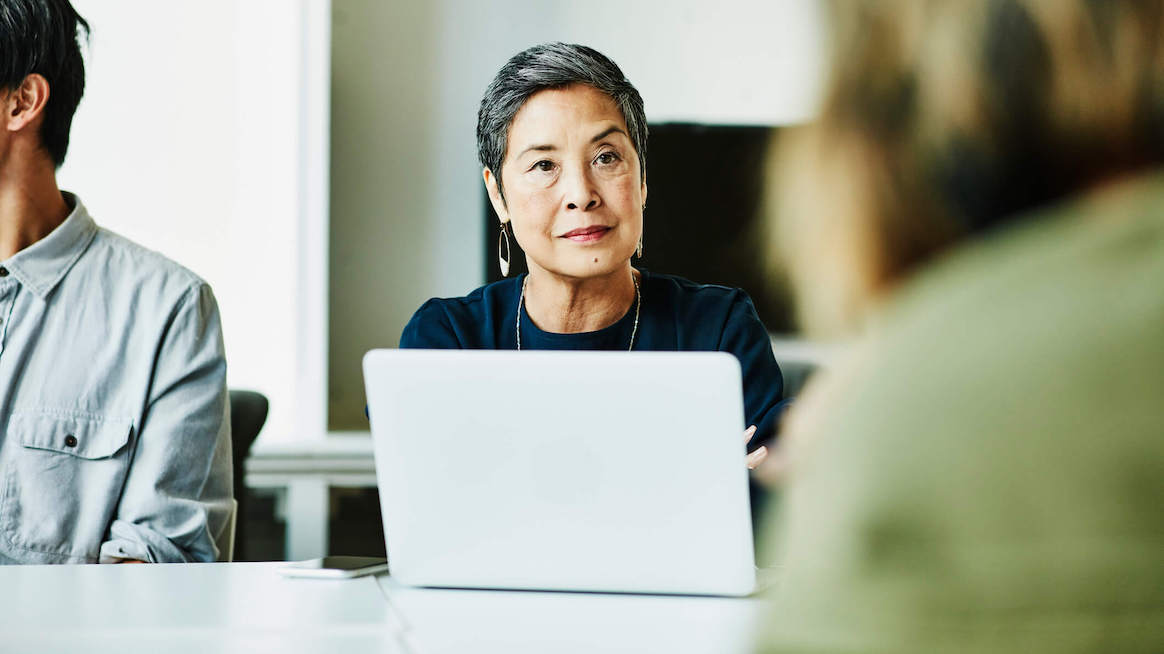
[61,1,329,443]
[328,0,826,429]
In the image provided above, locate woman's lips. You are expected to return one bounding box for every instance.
[560,226,611,242]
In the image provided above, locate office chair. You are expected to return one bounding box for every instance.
[228,389,269,561]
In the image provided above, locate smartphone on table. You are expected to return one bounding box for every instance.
[277,556,389,579]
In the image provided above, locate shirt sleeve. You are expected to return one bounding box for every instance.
[717,292,789,449]
[400,299,461,349]
[99,283,232,563]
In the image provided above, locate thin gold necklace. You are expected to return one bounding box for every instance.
[516,274,641,350]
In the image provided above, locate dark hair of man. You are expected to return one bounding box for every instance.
[0,0,89,167]
[477,43,648,204]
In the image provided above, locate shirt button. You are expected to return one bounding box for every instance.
[0,267,8,277]
[64,434,78,448]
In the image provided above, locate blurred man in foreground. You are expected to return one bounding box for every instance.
[759,1,1164,651]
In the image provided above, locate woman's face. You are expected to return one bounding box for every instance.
[485,83,646,281]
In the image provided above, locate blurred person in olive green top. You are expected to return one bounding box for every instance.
[757,1,1164,652]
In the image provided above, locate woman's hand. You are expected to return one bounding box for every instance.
[745,425,768,469]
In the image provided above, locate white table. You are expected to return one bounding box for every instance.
[0,562,762,654]
[375,576,761,654]
[0,562,403,653]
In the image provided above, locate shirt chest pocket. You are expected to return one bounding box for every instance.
[1,411,134,562]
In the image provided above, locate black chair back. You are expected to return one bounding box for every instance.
[229,389,269,561]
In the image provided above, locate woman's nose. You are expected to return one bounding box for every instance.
[563,166,600,211]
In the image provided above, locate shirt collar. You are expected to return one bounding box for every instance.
[2,192,98,299]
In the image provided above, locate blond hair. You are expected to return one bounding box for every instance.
[772,0,1164,336]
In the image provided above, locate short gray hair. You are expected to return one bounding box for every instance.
[477,43,648,202]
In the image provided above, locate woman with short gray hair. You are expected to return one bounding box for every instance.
[401,43,788,466]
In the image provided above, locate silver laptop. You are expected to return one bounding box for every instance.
[363,349,756,596]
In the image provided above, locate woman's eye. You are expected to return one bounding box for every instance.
[532,160,556,173]
[595,152,620,166]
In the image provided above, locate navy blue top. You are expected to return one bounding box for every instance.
[400,270,788,447]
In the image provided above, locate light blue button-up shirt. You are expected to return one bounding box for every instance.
[0,194,231,564]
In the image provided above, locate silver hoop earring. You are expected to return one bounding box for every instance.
[636,204,645,259]
[498,222,512,277]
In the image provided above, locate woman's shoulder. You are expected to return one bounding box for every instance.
[639,270,767,350]
[641,270,752,311]
[637,268,763,342]
[416,277,520,315]
[401,277,521,348]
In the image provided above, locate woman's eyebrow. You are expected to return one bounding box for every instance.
[515,126,627,159]
[516,143,556,159]
[590,126,628,143]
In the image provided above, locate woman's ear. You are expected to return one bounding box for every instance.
[483,168,509,223]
